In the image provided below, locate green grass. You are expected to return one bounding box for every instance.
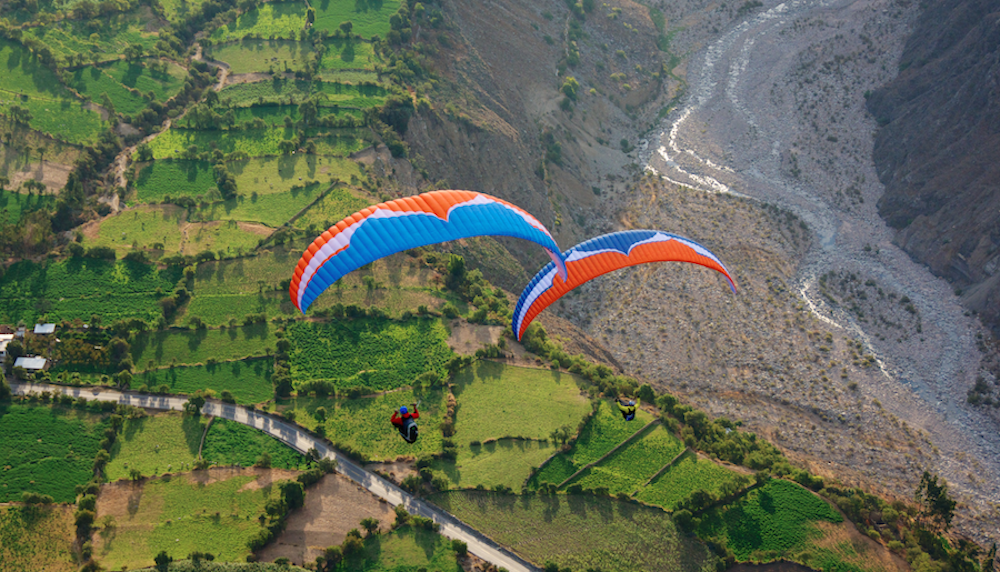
[0,189,54,223]
[20,8,160,60]
[177,104,362,129]
[568,424,685,495]
[452,362,589,443]
[432,439,558,492]
[0,258,182,325]
[68,60,187,115]
[158,0,210,23]
[220,78,386,107]
[696,479,843,561]
[210,2,308,42]
[530,400,652,487]
[145,126,371,159]
[95,472,277,569]
[68,65,150,115]
[0,404,110,502]
[280,388,446,461]
[0,39,105,144]
[0,505,76,572]
[105,412,207,481]
[291,184,371,230]
[133,160,218,203]
[320,38,379,70]
[637,451,746,510]
[130,324,280,369]
[312,0,401,38]
[85,205,265,256]
[333,524,463,571]
[287,318,454,392]
[201,419,308,469]
[429,490,716,572]
[136,359,274,404]
[133,563,310,572]
[208,40,312,74]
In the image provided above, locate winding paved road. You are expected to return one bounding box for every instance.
[10,382,538,572]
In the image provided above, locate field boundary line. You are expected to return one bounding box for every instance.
[556,418,660,489]
[198,416,214,459]
[631,447,689,496]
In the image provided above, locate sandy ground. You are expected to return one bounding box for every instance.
[446,320,503,355]
[258,472,396,566]
[631,0,999,544]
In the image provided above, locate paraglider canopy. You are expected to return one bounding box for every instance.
[290,190,567,313]
[512,230,736,340]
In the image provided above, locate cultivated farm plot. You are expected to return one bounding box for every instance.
[568,424,684,495]
[0,39,105,144]
[176,104,363,129]
[432,439,558,492]
[290,185,373,230]
[282,388,447,460]
[311,0,401,38]
[201,419,308,469]
[0,404,110,502]
[336,524,464,572]
[132,160,218,203]
[0,505,76,572]
[136,359,274,404]
[145,126,371,160]
[287,318,454,392]
[130,324,280,369]
[94,469,283,568]
[220,79,387,108]
[20,8,160,60]
[696,479,844,562]
[529,400,652,487]
[68,66,151,116]
[0,258,181,325]
[0,190,54,223]
[429,491,717,572]
[210,2,307,42]
[158,0,209,23]
[104,412,206,481]
[69,60,187,115]
[452,361,589,443]
[208,40,312,74]
[320,38,379,70]
[636,451,746,510]
[84,204,265,256]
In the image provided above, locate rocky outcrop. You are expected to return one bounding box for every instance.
[867,0,1000,334]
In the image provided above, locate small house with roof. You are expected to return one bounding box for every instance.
[13,356,48,371]
[33,323,56,335]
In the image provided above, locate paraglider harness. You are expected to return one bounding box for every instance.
[391,402,420,443]
[617,398,639,421]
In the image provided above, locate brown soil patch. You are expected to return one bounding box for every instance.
[447,320,502,355]
[236,221,274,237]
[809,521,910,572]
[258,472,396,566]
[365,460,417,484]
[182,466,299,491]
[7,161,73,193]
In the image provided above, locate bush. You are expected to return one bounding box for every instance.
[452,539,468,556]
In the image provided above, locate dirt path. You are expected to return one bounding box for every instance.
[641,0,999,543]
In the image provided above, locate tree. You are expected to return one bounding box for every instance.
[314,406,327,421]
[124,43,144,60]
[136,143,153,162]
[452,539,468,556]
[114,370,132,390]
[339,20,353,35]
[254,452,272,468]
[185,392,206,415]
[561,76,580,100]
[360,517,379,536]
[154,550,171,572]
[916,471,957,529]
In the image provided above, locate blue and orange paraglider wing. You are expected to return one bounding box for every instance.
[290,190,567,313]
[511,230,736,340]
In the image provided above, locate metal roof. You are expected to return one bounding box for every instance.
[14,356,47,370]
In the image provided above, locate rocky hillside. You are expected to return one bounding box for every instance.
[867,0,1000,335]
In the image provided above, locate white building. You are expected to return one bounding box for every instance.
[13,356,48,370]
[33,323,56,335]
[0,333,13,360]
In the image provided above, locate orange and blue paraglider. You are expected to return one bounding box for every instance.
[291,190,567,313]
[512,230,736,340]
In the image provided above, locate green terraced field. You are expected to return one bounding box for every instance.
[0,404,110,502]
[220,79,386,108]
[69,60,187,115]
[291,185,370,230]
[0,39,105,144]
[0,190,54,223]
[145,126,371,159]
[178,104,362,128]
[286,318,454,392]
[281,387,447,460]
[135,359,274,404]
[85,205,264,256]
[208,40,312,74]
[432,439,558,492]
[530,400,653,487]
[20,8,160,60]
[321,38,379,70]
[451,361,589,443]
[0,258,182,325]
[0,505,76,572]
[158,0,210,23]
[696,479,843,561]
[334,524,463,572]
[129,324,280,368]
[210,2,308,42]
[101,59,188,103]
[636,451,746,510]
[105,412,206,481]
[201,419,308,469]
[133,160,218,203]
[95,471,277,569]
[429,491,716,572]
[568,424,685,495]
[311,0,401,38]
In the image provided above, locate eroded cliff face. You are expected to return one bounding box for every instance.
[867,0,1000,334]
